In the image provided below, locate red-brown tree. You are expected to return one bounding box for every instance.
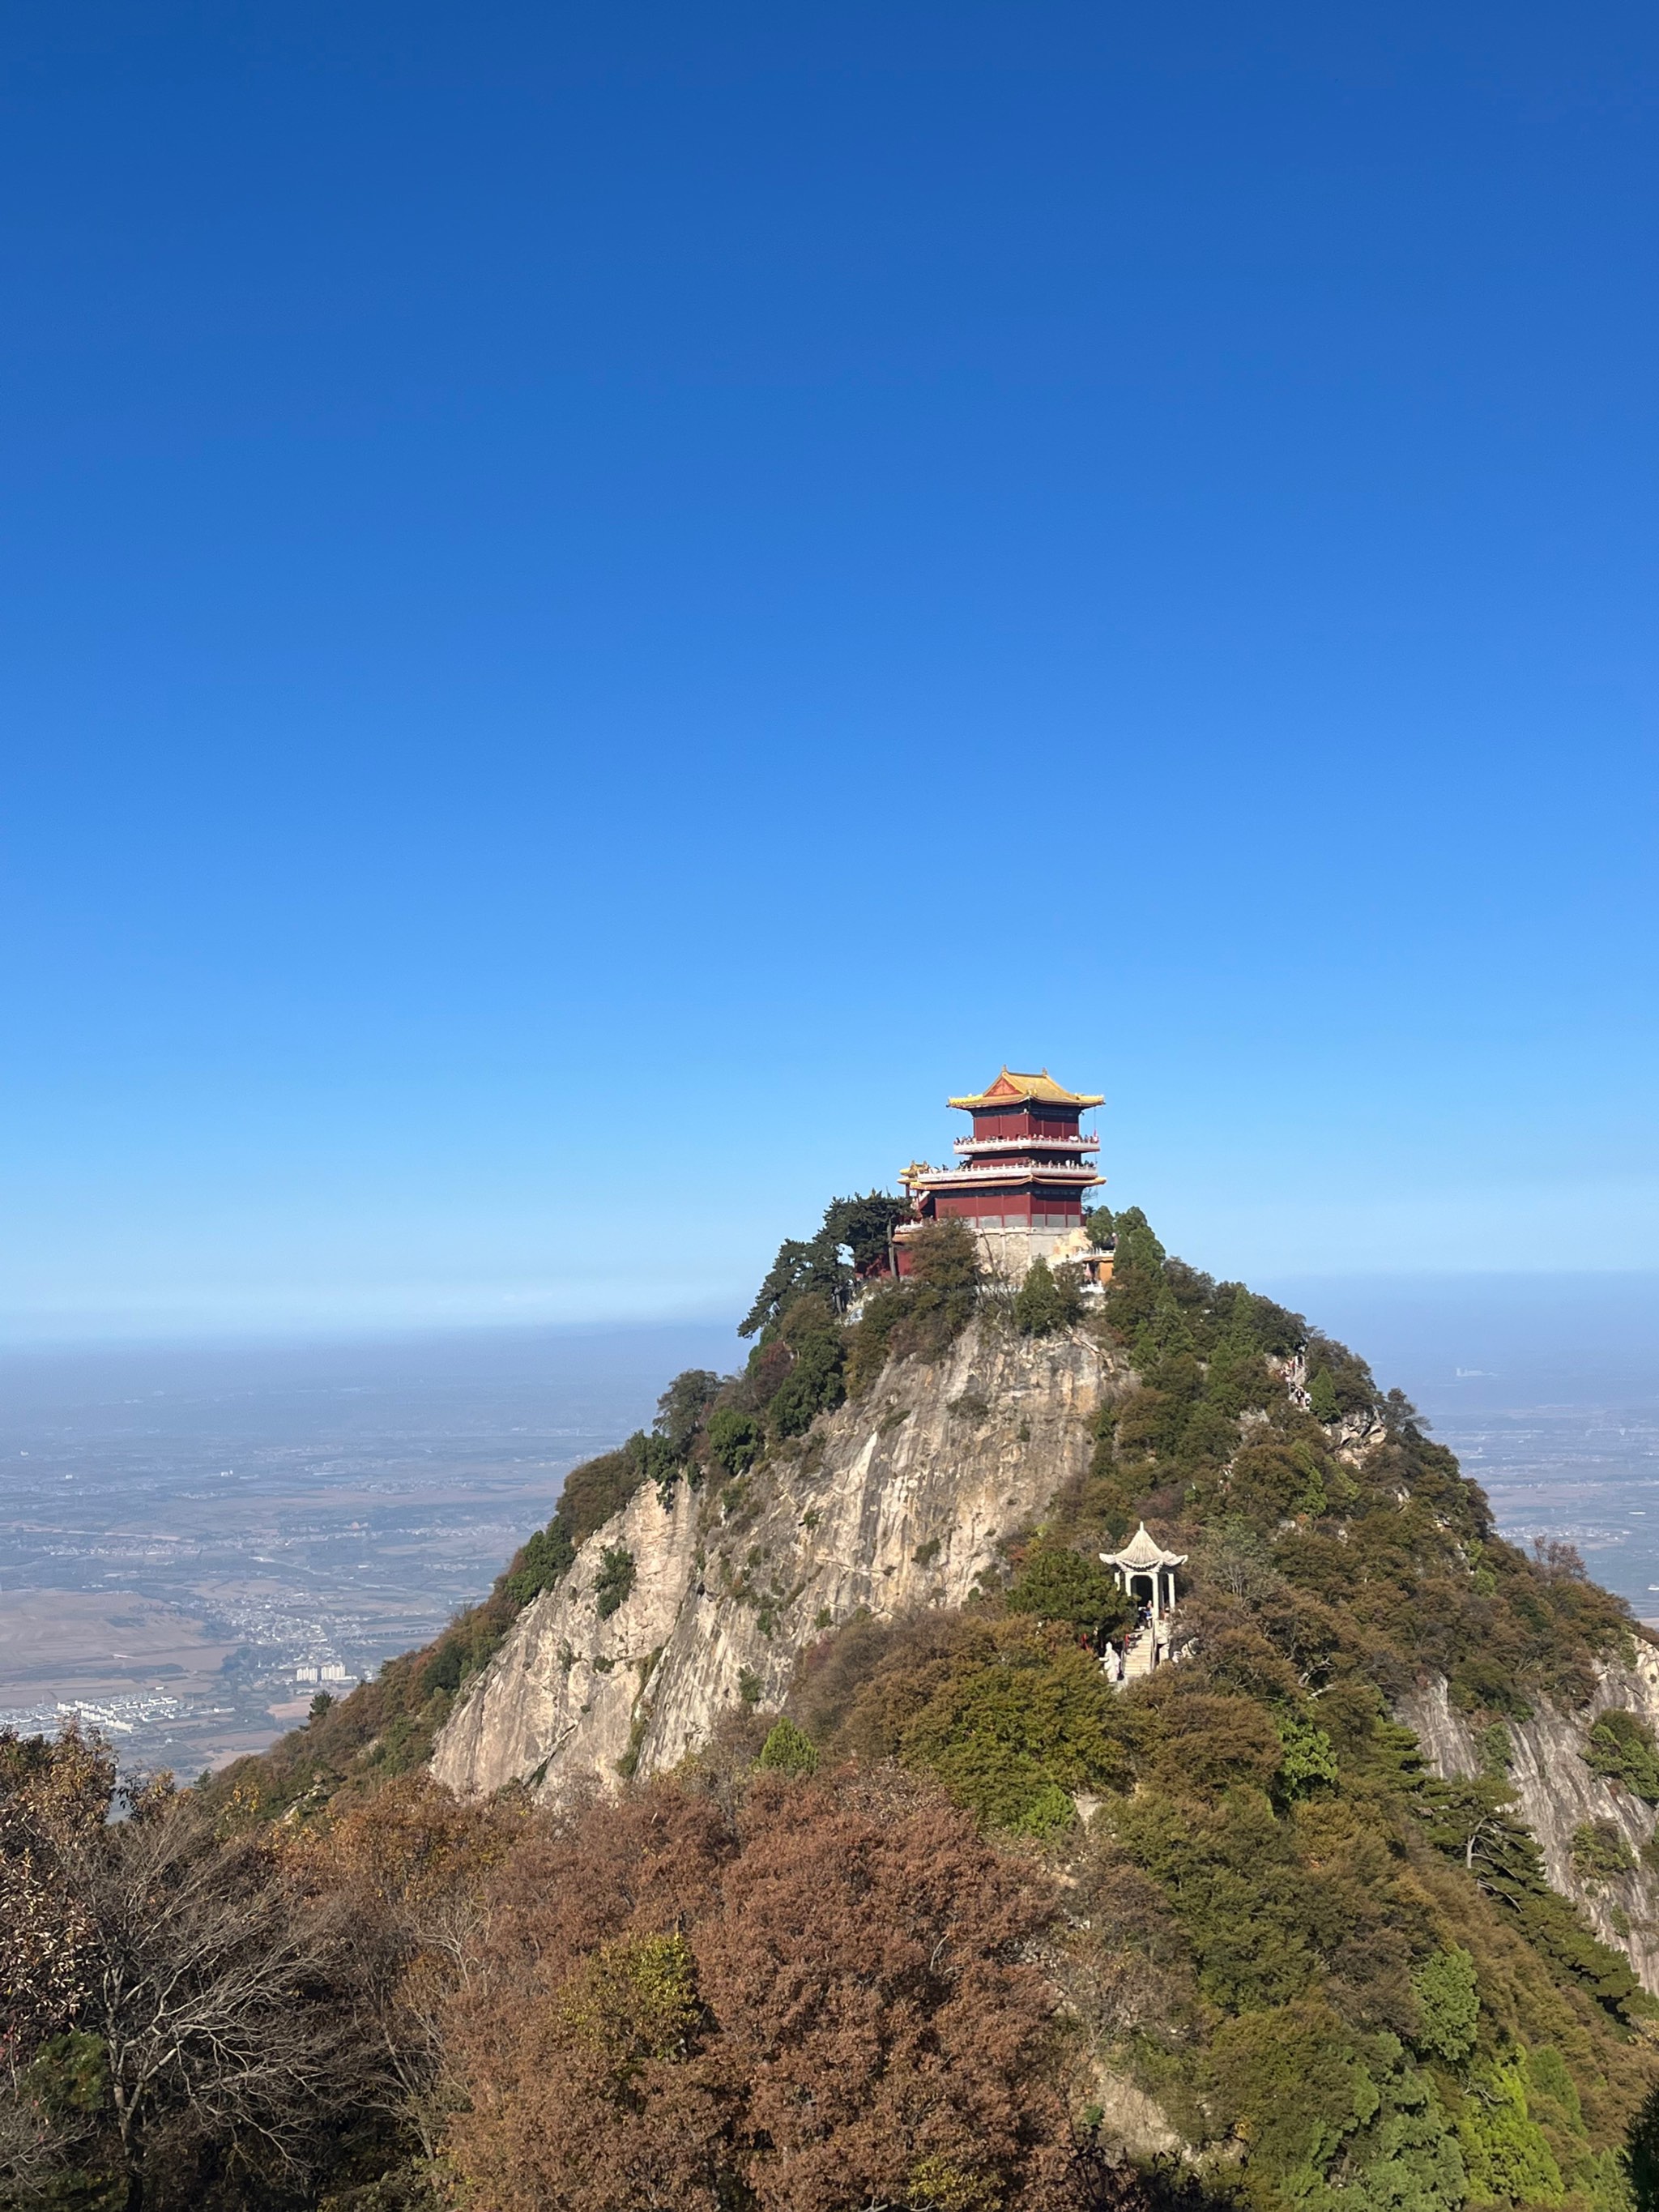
[441,1770,1073,2212]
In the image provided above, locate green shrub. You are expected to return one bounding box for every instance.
[1410,1946,1479,2062]
[1004,1545,1132,1640]
[1585,1710,1659,1803]
[896,1630,1130,1836]
[555,1932,701,2072]
[766,1301,846,1437]
[420,1642,464,1697]
[1013,1258,1082,1336]
[1277,1713,1339,1799]
[1205,1999,1365,2181]
[594,1545,637,1621]
[756,1718,818,1777]
[1205,2001,1467,2209]
[501,1518,578,1607]
[846,1219,981,1392]
[1478,1720,1513,1777]
[1459,2051,1565,2206]
[1572,1818,1637,1885]
[25,2028,109,2123]
[707,1407,762,1477]
[1111,1206,1166,1275]
[654,1368,722,1458]
[906,2153,1001,2212]
[1303,1330,1382,1418]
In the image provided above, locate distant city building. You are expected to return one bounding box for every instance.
[896,1065,1115,1284]
[294,1664,320,1684]
[319,1662,348,1682]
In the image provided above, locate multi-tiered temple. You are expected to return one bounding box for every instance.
[899,1066,1107,1281]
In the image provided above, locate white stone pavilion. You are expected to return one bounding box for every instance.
[1102,1522,1186,1619]
[1100,1523,1188,1679]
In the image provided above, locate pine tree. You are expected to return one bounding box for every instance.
[1309,1365,1340,1423]
[1013,1260,1081,1337]
[756,1719,819,1777]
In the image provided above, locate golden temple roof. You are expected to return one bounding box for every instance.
[947,1066,1104,1112]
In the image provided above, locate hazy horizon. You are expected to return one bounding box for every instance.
[9,1265,1659,1356]
[10,1263,1657,1409]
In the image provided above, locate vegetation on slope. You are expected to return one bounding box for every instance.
[6,1198,1659,2212]
[766,1203,1654,2212]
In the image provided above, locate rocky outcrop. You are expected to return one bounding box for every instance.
[1085,2066,1185,2160]
[1397,1648,1659,1991]
[431,1319,1125,1806]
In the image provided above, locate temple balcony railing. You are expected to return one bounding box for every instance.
[915,1163,1102,1183]
[953,1134,1098,1155]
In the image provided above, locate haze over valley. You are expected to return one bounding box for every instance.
[0,1323,732,1772]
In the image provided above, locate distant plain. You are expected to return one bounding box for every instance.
[2,1277,1656,1774]
[1269,1272,1659,1621]
[0,1323,734,1771]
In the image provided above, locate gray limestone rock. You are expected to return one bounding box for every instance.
[431,1317,1125,1805]
[1397,1646,1659,1992]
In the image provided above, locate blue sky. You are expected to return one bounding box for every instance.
[2,2,1656,1340]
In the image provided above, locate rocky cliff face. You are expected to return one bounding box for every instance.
[431,1318,1126,1805]
[1397,1650,1659,1992]
[432,1300,1659,2001]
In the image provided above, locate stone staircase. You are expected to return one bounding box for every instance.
[1120,1627,1158,1680]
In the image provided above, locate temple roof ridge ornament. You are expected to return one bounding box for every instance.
[947,1065,1106,1112]
[1101,1522,1188,1572]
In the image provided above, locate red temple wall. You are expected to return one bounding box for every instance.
[970,1107,1083,1142]
[932,1191,1083,1223]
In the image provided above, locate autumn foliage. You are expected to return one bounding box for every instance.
[1,1739,1090,2212]
[441,1772,1070,2212]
